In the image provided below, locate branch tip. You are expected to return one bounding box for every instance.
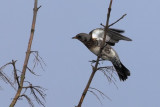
[37,5,42,10]
[109,13,127,27]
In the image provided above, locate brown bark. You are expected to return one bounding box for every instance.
[9,0,40,106]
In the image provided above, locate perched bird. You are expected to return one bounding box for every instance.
[72,28,132,81]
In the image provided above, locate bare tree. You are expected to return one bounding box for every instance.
[0,0,46,107]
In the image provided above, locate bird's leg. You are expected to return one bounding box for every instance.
[102,43,108,49]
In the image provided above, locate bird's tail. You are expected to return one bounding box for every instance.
[112,61,130,81]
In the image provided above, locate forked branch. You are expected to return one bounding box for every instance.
[100,13,127,28]
[0,61,17,89]
[9,0,40,106]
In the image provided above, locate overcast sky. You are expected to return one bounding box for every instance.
[0,0,160,107]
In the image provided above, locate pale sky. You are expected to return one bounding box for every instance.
[0,0,160,107]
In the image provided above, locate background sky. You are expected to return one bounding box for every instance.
[0,0,160,107]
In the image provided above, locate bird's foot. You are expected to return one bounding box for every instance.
[89,60,97,63]
[89,59,104,64]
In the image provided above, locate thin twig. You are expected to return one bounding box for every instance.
[20,94,34,107]
[9,0,40,106]
[109,14,127,27]
[32,51,46,71]
[88,90,103,105]
[27,66,40,76]
[12,60,20,88]
[98,67,118,89]
[37,5,42,10]
[0,61,15,89]
[77,0,113,107]
[22,83,46,107]
[0,71,15,89]
[100,23,105,28]
[100,14,127,28]
[89,87,111,101]
[30,86,46,107]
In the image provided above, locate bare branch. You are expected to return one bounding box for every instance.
[100,14,127,28]
[31,51,46,71]
[0,71,15,89]
[98,66,118,89]
[88,90,102,105]
[100,23,105,28]
[109,14,127,27]
[30,86,46,107]
[20,94,34,107]
[89,87,111,101]
[37,5,42,10]
[77,0,113,107]
[22,83,46,107]
[33,86,46,101]
[11,60,20,88]
[9,0,42,106]
[0,62,12,70]
[0,61,15,89]
[27,67,40,76]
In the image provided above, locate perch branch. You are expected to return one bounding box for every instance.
[77,0,113,107]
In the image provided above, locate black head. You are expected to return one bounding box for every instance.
[72,33,91,42]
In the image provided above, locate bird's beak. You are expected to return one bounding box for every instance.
[72,36,77,39]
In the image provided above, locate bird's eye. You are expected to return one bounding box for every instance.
[77,36,81,39]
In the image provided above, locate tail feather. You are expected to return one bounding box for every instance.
[112,61,130,81]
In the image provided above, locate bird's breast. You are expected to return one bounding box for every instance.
[90,46,101,55]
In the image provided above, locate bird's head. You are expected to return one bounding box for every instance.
[72,33,91,42]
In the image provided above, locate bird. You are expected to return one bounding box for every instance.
[72,28,132,81]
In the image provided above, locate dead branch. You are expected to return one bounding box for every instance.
[22,83,46,107]
[0,61,15,89]
[88,90,102,105]
[20,94,34,107]
[77,0,113,107]
[11,60,20,88]
[30,86,46,107]
[0,62,12,70]
[98,66,118,89]
[109,14,127,27]
[89,87,111,101]
[100,14,127,28]
[9,0,41,106]
[0,71,15,89]
[27,67,40,76]
[31,51,46,72]
[22,81,46,107]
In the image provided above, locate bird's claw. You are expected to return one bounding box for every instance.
[89,60,101,65]
[89,60,97,63]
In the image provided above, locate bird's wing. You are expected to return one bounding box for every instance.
[89,28,132,46]
[109,28,125,33]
